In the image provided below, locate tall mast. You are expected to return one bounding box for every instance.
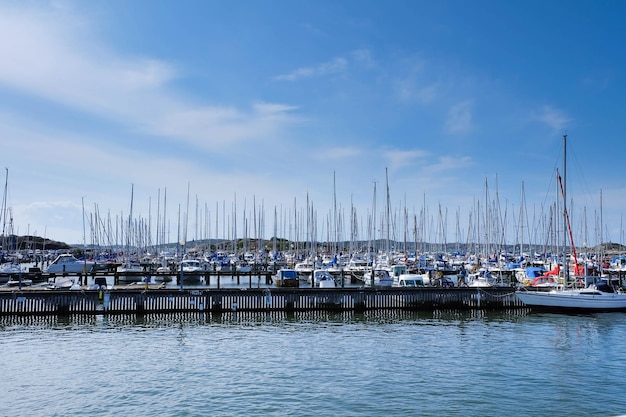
[1,168,8,252]
[563,134,569,283]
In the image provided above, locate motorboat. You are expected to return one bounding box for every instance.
[179,259,203,284]
[0,263,22,284]
[48,276,81,290]
[180,259,203,273]
[274,268,299,288]
[311,269,336,288]
[117,260,145,283]
[90,276,114,290]
[295,260,315,278]
[47,254,96,274]
[394,274,425,288]
[363,269,394,287]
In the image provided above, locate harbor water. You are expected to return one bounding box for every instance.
[1,310,625,417]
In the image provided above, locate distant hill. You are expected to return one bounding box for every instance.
[1,235,71,251]
[2,234,625,256]
[601,242,626,254]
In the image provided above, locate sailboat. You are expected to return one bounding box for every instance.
[516,135,626,312]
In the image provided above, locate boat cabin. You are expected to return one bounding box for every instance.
[396,274,425,287]
[275,269,299,288]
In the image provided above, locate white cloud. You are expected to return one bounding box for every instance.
[384,149,429,171]
[148,101,300,148]
[0,4,298,151]
[445,100,473,134]
[0,6,176,113]
[426,155,473,174]
[396,80,438,104]
[393,59,440,104]
[313,146,363,161]
[533,105,571,131]
[274,57,348,81]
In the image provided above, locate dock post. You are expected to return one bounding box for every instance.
[212,294,222,314]
[136,293,145,314]
[354,290,366,313]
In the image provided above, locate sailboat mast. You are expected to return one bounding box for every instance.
[1,168,8,251]
[563,134,569,283]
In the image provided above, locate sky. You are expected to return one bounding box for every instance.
[1,0,625,250]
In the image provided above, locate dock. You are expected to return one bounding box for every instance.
[0,286,523,316]
[0,269,276,287]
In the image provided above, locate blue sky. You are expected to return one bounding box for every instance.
[1,0,625,249]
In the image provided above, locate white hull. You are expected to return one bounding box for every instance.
[47,254,96,274]
[516,288,626,311]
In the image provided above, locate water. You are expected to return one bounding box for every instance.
[1,310,625,417]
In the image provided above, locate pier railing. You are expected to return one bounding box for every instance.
[0,287,523,316]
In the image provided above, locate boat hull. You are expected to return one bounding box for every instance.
[516,290,626,312]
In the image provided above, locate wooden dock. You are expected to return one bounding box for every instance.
[0,269,276,287]
[0,287,523,316]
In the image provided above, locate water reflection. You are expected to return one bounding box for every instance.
[0,308,538,329]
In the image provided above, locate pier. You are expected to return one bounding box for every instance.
[0,269,276,287]
[0,286,523,316]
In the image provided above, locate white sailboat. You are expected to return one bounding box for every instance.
[516,280,626,311]
[516,135,626,312]
[117,184,145,282]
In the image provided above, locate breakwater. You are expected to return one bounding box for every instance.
[0,287,522,315]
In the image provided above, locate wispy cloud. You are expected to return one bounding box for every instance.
[148,101,301,148]
[581,70,613,92]
[384,149,429,171]
[426,155,473,174]
[393,59,439,104]
[0,6,177,114]
[396,80,438,104]
[445,100,474,134]
[0,3,304,153]
[314,146,363,161]
[350,49,376,68]
[533,105,571,131]
[274,57,348,81]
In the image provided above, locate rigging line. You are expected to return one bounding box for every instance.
[557,173,579,273]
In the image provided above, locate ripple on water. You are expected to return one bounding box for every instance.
[1,311,626,417]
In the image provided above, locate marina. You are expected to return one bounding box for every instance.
[2,134,626,315]
[3,3,626,416]
[2,253,626,315]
